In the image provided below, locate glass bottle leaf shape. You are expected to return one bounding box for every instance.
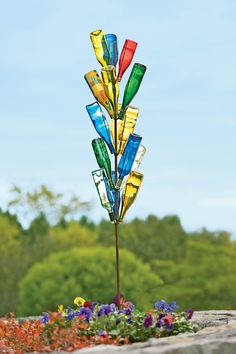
[92,138,114,189]
[118,106,139,154]
[117,39,138,82]
[86,102,115,154]
[119,171,144,223]
[119,63,146,120]
[92,168,115,222]
[101,65,119,119]
[84,70,113,118]
[90,30,110,67]
[116,133,142,189]
[105,34,118,67]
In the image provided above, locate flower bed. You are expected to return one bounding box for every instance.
[0,296,197,353]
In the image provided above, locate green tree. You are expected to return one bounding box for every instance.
[0,214,24,314]
[97,215,188,262]
[18,247,163,316]
[7,184,90,226]
[152,238,236,310]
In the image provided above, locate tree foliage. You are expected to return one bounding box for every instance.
[18,247,162,315]
[1,185,236,316]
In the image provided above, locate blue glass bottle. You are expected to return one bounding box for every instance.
[111,171,120,214]
[116,133,142,189]
[86,102,115,154]
[105,34,118,67]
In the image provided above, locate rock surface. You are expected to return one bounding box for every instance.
[37,311,236,354]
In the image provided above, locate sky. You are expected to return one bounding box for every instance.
[0,0,236,234]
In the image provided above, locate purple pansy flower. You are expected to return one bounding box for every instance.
[127,317,133,324]
[186,308,193,320]
[98,329,106,336]
[41,312,50,324]
[144,315,153,328]
[156,313,165,328]
[113,294,125,306]
[154,300,179,312]
[97,303,116,317]
[78,306,93,321]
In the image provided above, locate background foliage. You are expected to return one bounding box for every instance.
[0,185,235,316]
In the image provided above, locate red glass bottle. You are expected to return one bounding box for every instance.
[117,39,138,82]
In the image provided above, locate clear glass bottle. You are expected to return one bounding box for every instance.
[92,168,115,222]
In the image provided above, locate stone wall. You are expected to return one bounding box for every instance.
[61,311,236,354]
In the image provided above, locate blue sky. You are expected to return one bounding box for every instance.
[0,0,236,234]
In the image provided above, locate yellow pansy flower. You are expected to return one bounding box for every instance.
[57,304,65,314]
[74,297,86,307]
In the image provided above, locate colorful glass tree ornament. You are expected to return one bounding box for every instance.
[116,133,142,189]
[118,63,147,120]
[105,34,118,67]
[101,65,119,119]
[92,168,115,222]
[118,106,139,154]
[119,171,144,223]
[90,30,110,67]
[132,144,146,171]
[84,70,113,118]
[117,39,138,82]
[86,102,115,154]
[92,138,114,189]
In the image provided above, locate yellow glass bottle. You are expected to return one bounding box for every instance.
[119,171,144,223]
[118,106,139,154]
[84,70,113,118]
[101,65,119,119]
[90,30,110,67]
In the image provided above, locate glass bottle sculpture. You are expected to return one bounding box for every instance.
[92,168,115,222]
[86,102,115,154]
[84,70,113,118]
[119,171,144,223]
[90,30,110,67]
[118,106,139,154]
[105,34,118,67]
[116,133,142,189]
[117,39,138,82]
[92,138,114,189]
[101,65,119,119]
[118,63,146,120]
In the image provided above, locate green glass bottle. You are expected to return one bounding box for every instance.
[119,63,146,120]
[92,138,114,189]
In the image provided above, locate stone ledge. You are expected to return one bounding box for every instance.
[29,311,236,354]
[62,311,236,354]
